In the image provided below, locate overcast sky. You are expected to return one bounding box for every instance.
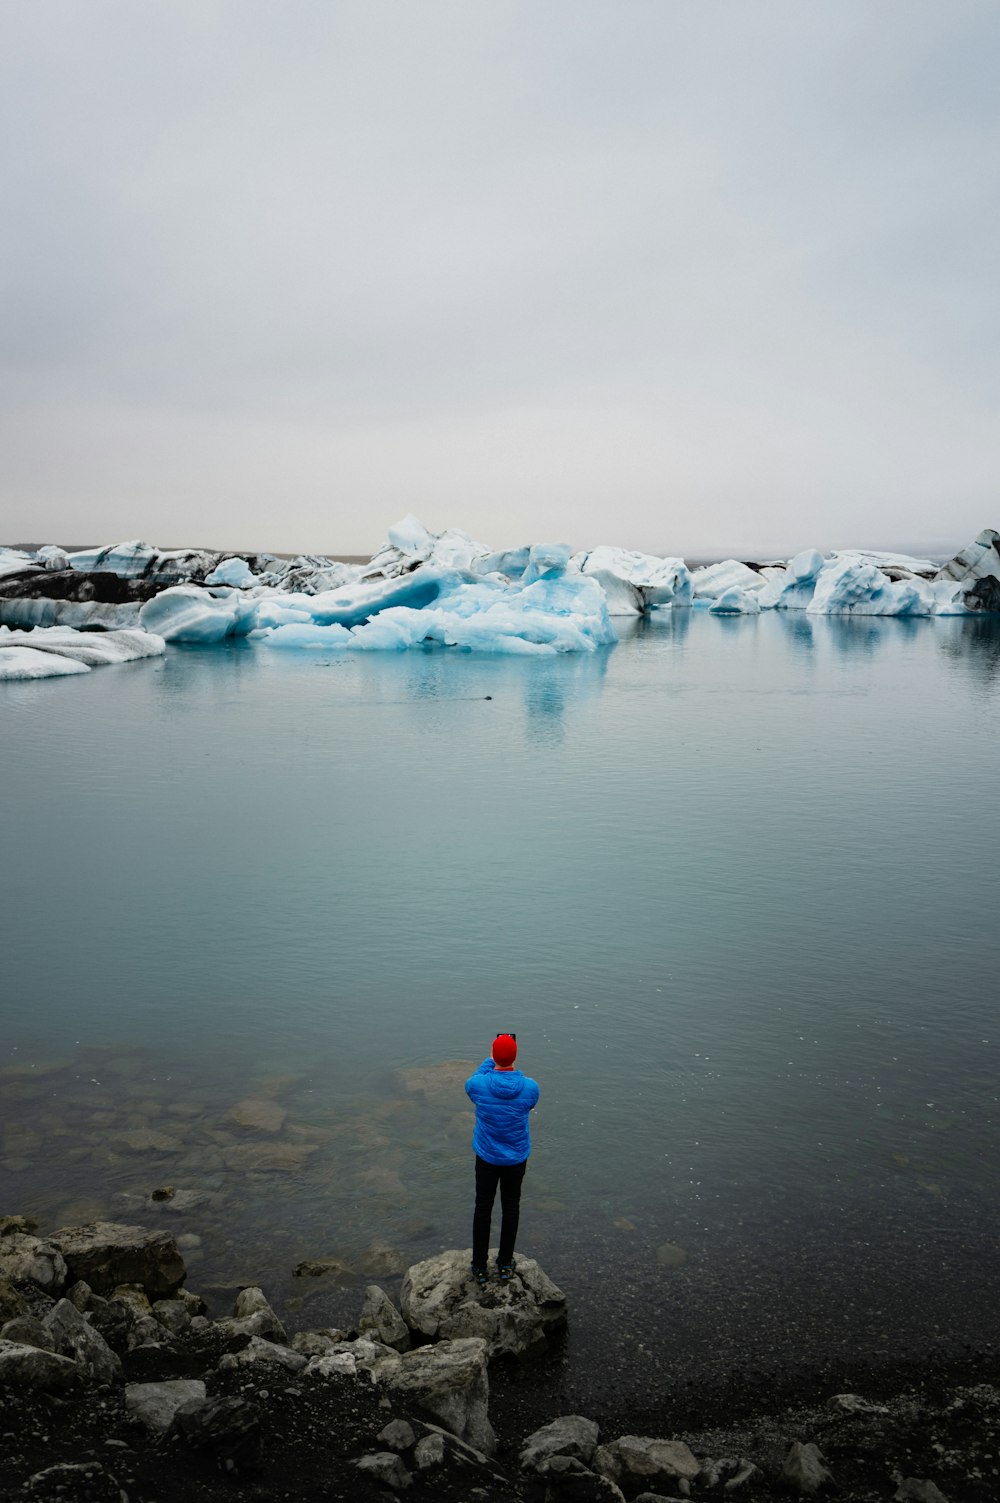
[1,1,998,558]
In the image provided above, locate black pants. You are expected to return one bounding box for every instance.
[472,1154,527,1268]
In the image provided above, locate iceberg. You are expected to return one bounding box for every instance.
[138,585,260,642]
[204,557,257,588]
[710,587,761,615]
[0,549,39,582]
[0,626,166,680]
[0,598,142,631]
[0,644,91,679]
[67,540,221,579]
[690,559,768,599]
[806,556,931,616]
[576,547,692,616]
[256,572,615,655]
[934,528,1000,612]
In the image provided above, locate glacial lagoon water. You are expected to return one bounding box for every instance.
[3,609,1000,1404]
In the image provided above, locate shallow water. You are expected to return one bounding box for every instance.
[3,611,999,1392]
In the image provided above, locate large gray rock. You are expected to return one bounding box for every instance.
[51,1222,185,1297]
[521,1415,601,1471]
[894,1482,949,1503]
[378,1336,496,1456]
[355,1452,412,1491]
[592,1436,700,1493]
[0,1275,31,1323]
[1,1316,55,1351]
[538,1456,627,1502]
[400,1248,566,1359]
[360,1284,410,1352]
[172,1394,261,1469]
[0,1339,80,1391]
[24,1461,125,1500]
[126,1378,206,1434]
[217,1336,307,1372]
[782,1441,834,1495]
[0,1232,67,1293]
[216,1285,287,1344]
[42,1298,122,1384]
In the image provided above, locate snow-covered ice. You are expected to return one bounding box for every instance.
[0,626,166,680]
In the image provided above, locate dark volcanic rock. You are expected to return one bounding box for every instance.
[51,1222,186,1298]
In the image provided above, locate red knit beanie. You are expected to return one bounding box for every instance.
[492,1033,517,1067]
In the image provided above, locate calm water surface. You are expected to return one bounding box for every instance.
[3,611,999,1399]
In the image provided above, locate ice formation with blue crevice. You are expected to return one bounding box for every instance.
[1,522,998,678]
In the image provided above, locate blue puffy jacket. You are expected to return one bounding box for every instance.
[465,1059,540,1166]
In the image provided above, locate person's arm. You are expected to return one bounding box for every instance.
[465,1059,495,1101]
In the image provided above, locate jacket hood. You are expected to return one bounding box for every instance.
[485,1069,527,1099]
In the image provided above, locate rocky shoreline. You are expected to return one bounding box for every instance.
[1,1216,996,1502]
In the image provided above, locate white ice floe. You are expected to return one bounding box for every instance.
[576,547,692,616]
[0,626,166,681]
[0,645,91,679]
[138,586,259,643]
[35,546,70,571]
[710,587,762,615]
[690,559,768,599]
[204,557,257,588]
[0,549,39,582]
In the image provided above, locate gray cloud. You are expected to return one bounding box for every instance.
[1,0,998,555]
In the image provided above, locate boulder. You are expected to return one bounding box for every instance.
[24,1461,124,1500]
[782,1441,834,1495]
[413,1431,446,1471]
[0,1232,67,1293]
[51,1222,185,1297]
[378,1418,416,1452]
[521,1415,601,1471]
[0,1339,79,1391]
[290,1329,347,1357]
[126,1378,206,1435]
[216,1285,287,1344]
[42,1298,122,1384]
[400,1248,567,1358]
[0,1215,39,1237]
[379,1336,496,1456]
[171,1394,261,1469]
[894,1483,949,1503]
[592,1436,700,1493]
[217,1336,307,1372]
[0,1276,31,1323]
[538,1456,627,1502]
[360,1284,411,1352]
[152,1298,193,1337]
[355,1452,412,1491]
[1,1316,54,1351]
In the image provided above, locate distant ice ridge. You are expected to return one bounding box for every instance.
[4,524,999,661]
[0,626,166,680]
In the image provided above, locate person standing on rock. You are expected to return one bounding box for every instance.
[465,1033,539,1290]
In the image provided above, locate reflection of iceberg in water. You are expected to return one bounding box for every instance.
[936,613,1000,684]
[822,613,923,658]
